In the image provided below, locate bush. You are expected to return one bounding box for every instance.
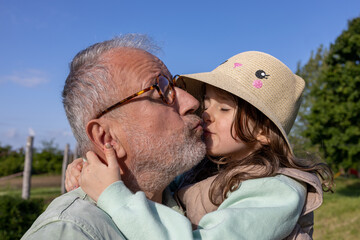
[0,140,64,177]
[0,145,25,177]
[0,195,44,240]
[32,145,63,174]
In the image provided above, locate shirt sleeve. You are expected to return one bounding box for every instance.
[22,221,98,240]
[97,175,306,240]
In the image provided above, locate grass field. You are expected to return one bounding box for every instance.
[313,177,360,240]
[1,175,359,239]
[0,174,61,204]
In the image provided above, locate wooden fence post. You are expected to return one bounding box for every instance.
[22,136,34,200]
[73,144,79,162]
[61,144,70,194]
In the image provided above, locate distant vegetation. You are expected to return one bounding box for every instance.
[0,195,44,240]
[314,177,360,240]
[0,140,63,177]
[290,17,360,172]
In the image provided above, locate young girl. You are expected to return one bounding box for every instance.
[70,51,333,239]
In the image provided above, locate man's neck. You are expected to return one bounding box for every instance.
[122,171,168,204]
[145,190,163,203]
[123,178,164,203]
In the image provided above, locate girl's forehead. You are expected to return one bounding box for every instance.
[205,84,233,100]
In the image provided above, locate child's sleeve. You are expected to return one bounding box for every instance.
[97,175,306,240]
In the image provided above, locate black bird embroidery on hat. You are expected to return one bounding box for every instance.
[255,70,270,79]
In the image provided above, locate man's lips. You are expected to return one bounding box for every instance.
[193,121,203,132]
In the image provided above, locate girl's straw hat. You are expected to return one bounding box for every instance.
[180,51,305,152]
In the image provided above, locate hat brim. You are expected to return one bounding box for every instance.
[180,72,294,153]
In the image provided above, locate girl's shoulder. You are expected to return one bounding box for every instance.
[277,168,323,214]
[220,174,307,210]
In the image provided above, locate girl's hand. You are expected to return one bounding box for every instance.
[79,143,121,202]
[65,158,83,192]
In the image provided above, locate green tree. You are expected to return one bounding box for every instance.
[0,140,64,176]
[0,195,44,240]
[289,46,327,156]
[33,139,63,174]
[0,144,25,177]
[304,17,360,171]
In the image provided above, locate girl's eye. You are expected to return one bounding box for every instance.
[203,100,209,110]
[220,108,230,111]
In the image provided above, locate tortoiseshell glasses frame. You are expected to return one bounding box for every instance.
[95,74,186,119]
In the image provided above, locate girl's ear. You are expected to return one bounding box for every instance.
[256,132,270,145]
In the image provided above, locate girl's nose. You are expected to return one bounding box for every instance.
[202,110,213,123]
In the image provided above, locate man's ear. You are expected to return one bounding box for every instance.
[86,119,106,153]
[109,140,126,159]
[86,119,126,159]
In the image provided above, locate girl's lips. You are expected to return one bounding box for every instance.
[203,129,212,137]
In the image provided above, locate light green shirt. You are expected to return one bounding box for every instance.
[97,175,306,240]
[22,175,305,239]
[21,188,126,240]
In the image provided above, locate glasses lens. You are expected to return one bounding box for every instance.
[175,77,187,91]
[158,76,175,104]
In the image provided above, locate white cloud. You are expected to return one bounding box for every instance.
[1,69,48,87]
[5,128,18,139]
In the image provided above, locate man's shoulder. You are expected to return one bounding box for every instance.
[22,188,125,239]
[29,188,93,225]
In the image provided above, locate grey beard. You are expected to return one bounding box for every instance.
[123,115,206,193]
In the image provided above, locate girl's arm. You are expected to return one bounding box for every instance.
[97,175,306,240]
[81,146,306,240]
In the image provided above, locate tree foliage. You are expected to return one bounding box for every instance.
[290,46,327,156]
[0,195,44,240]
[0,144,25,177]
[304,17,360,170]
[32,140,63,174]
[0,140,64,177]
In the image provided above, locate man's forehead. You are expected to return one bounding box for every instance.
[103,48,155,64]
[102,48,169,93]
[106,48,170,80]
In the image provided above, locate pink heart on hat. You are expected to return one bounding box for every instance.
[253,79,263,89]
[233,63,243,68]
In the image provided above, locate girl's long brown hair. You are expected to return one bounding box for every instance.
[183,89,334,206]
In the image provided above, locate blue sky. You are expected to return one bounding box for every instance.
[1,0,359,151]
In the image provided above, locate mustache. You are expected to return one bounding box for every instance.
[183,114,203,141]
[184,114,202,135]
[184,114,202,130]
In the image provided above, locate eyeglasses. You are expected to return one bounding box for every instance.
[95,74,186,119]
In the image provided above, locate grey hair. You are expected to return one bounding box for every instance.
[62,34,160,156]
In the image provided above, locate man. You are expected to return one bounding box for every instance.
[22,34,206,239]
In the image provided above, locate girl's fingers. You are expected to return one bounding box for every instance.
[76,163,83,171]
[73,158,83,164]
[65,179,70,192]
[86,151,101,165]
[104,143,118,168]
[65,158,82,191]
[78,174,82,186]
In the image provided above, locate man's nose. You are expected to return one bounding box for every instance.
[174,87,200,115]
